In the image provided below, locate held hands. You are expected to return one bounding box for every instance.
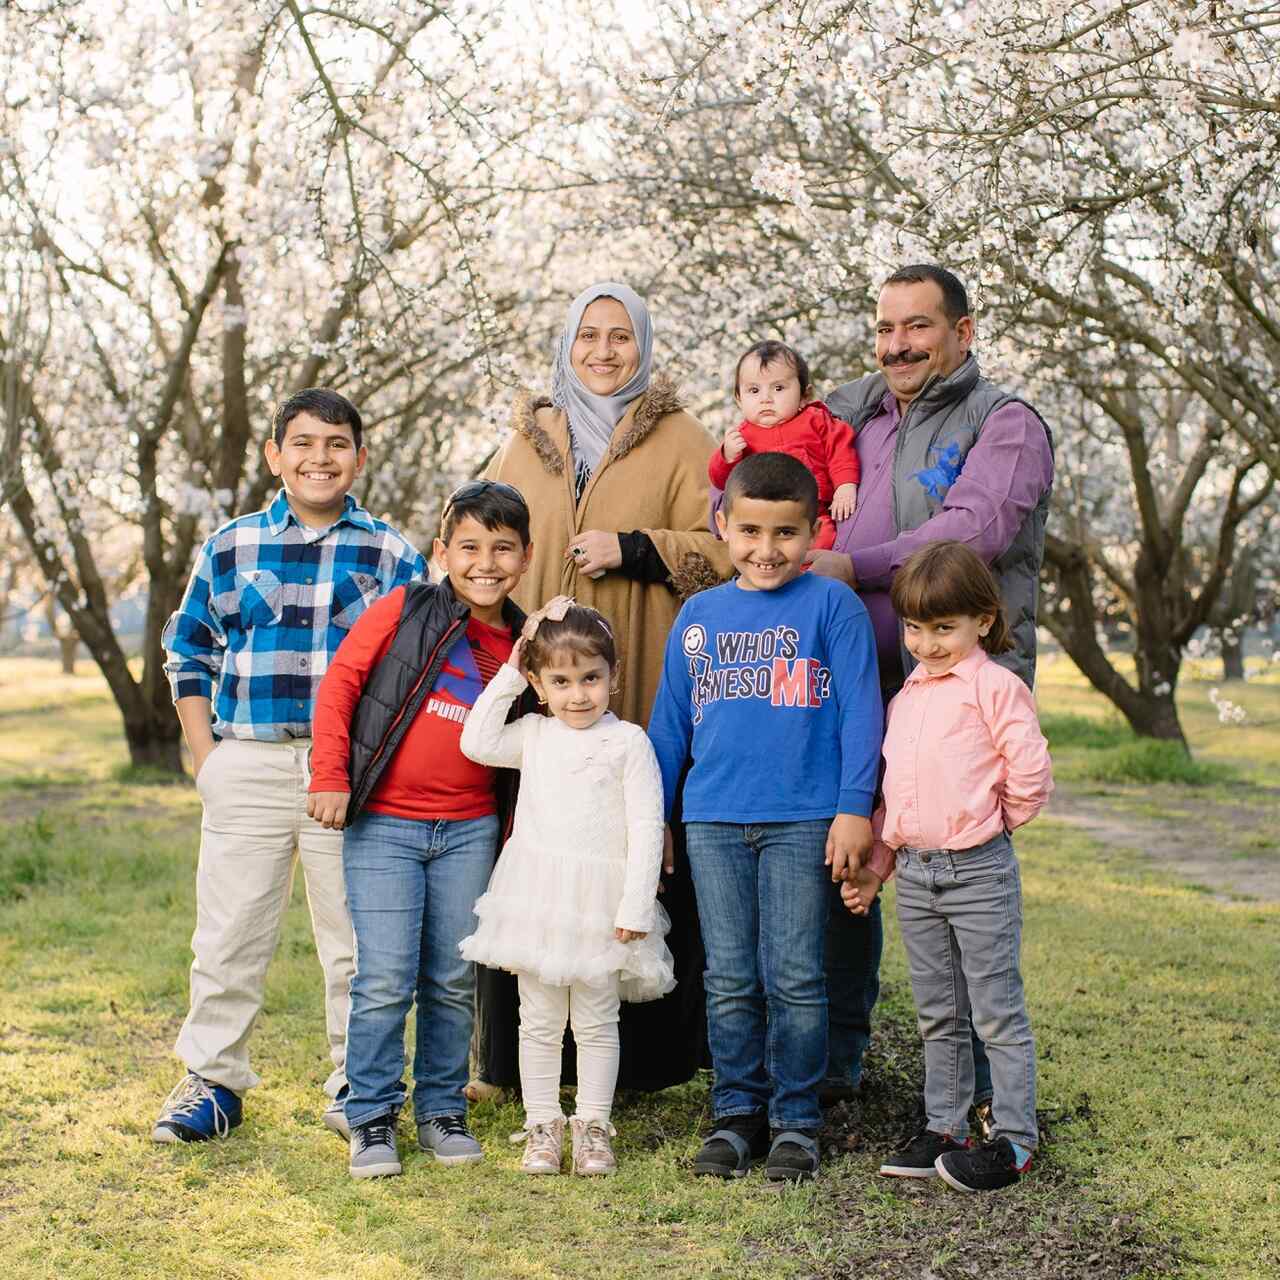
[565,531,621,579]
[614,927,648,943]
[840,865,884,917]
[722,426,748,463]
[825,813,873,882]
[830,483,858,523]
[308,791,350,830]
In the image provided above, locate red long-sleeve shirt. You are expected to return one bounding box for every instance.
[310,586,514,821]
[708,401,861,500]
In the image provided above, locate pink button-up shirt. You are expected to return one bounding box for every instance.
[876,648,1053,857]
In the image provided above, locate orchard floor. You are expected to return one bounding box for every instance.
[1,656,1277,1280]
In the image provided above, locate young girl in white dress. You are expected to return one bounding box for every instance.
[459,597,674,1176]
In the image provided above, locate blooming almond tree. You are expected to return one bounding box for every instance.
[562,0,1280,742]
[0,0,574,770]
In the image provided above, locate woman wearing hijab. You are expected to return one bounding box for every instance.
[473,282,730,1093]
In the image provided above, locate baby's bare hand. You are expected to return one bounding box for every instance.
[831,483,858,522]
[723,426,748,463]
[614,927,648,943]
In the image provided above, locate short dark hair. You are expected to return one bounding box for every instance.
[440,479,531,546]
[525,605,617,674]
[272,388,363,450]
[723,451,818,524]
[881,264,970,324]
[733,340,812,398]
[890,540,1012,654]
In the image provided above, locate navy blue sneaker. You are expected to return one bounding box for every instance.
[152,1072,242,1143]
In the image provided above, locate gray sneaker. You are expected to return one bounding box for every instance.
[349,1117,401,1179]
[418,1114,483,1166]
[323,1086,350,1140]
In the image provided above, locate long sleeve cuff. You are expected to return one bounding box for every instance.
[847,544,895,591]
[837,788,875,819]
[614,898,657,933]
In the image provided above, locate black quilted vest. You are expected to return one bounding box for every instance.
[346,578,532,824]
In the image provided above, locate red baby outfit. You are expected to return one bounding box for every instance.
[708,402,860,549]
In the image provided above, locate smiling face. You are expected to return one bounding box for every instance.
[875,280,974,408]
[432,514,532,626]
[902,612,992,675]
[715,495,815,591]
[264,411,365,526]
[528,649,614,730]
[735,353,807,428]
[570,297,641,396]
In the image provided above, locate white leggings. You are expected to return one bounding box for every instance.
[517,973,621,1125]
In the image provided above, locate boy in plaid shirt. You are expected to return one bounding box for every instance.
[154,388,424,1144]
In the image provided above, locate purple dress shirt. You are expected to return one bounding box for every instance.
[833,391,1054,682]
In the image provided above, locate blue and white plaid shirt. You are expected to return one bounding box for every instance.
[163,489,425,740]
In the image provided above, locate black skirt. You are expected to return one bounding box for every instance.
[473,819,707,1092]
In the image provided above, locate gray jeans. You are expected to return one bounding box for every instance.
[895,832,1037,1149]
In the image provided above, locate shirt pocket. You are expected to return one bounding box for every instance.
[331,571,382,630]
[233,569,284,628]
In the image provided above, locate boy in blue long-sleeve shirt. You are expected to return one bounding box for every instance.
[649,452,882,1183]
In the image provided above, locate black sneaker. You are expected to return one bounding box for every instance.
[692,1112,769,1178]
[879,1128,969,1178]
[764,1129,820,1183]
[935,1136,1030,1192]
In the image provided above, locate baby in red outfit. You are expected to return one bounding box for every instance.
[708,341,859,550]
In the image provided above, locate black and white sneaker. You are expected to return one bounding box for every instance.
[879,1128,969,1178]
[935,1136,1030,1192]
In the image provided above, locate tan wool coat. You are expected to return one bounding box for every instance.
[486,375,731,728]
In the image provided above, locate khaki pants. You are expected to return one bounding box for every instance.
[174,738,353,1097]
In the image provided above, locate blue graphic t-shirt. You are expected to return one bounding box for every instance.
[648,574,882,823]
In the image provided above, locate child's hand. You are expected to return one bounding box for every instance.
[831,482,858,522]
[840,865,884,916]
[825,813,873,882]
[308,791,350,830]
[722,426,748,463]
[614,927,648,943]
[656,824,676,893]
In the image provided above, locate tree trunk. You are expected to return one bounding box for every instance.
[1219,630,1246,681]
[58,632,78,674]
[1113,689,1185,741]
[121,708,185,772]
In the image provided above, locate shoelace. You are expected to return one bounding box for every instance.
[356,1119,396,1153]
[575,1120,616,1159]
[523,1123,562,1160]
[160,1074,233,1138]
[432,1115,472,1139]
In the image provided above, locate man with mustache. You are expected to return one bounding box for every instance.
[811,264,1054,1122]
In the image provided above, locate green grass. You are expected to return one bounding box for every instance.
[1039,715,1236,786]
[2,656,1279,1278]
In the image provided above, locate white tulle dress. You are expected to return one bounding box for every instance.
[457,663,676,1003]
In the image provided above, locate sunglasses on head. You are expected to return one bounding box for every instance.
[442,480,528,513]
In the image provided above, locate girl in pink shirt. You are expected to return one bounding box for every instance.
[843,540,1052,1193]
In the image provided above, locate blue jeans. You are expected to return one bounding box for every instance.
[342,812,498,1127]
[686,820,830,1132]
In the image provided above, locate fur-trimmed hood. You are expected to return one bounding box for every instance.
[510,373,686,476]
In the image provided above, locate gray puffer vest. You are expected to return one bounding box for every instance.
[827,356,1053,690]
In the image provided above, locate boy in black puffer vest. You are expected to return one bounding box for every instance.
[309,480,535,1179]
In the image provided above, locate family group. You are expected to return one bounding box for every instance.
[154,264,1055,1194]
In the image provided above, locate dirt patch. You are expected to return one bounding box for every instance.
[789,1009,1177,1280]
[1048,781,1280,902]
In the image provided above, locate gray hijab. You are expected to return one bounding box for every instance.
[551,281,653,488]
